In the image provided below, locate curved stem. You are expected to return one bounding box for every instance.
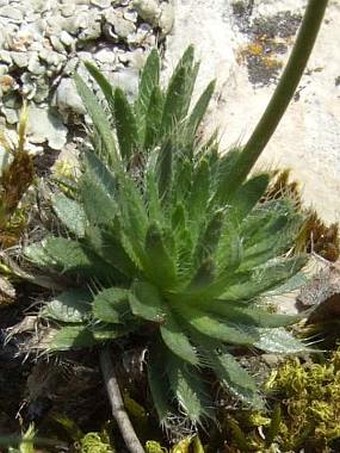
[100,347,145,453]
[229,0,329,194]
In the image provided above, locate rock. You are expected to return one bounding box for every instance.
[53,77,86,116]
[108,68,139,101]
[166,0,340,223]
[78,17,102,41]
[90,0,111,7]
[0,27,6,48]
[159,2,175,35]
[63,57,79,76]
[124,9,138,23]
[11,51,30,68]
[49,35,66,53]
[0,5,24,22]
[26,104,68,150]
[0,50,12,64]
[27,53,46,75]
[93,48,116,66]
[297,264,340,324]
[30,0,50,14]
[132,0,161,26]
[0,74,16,93]
[0,64,8,76]
[110,13,136,39]
[59,30,75,47]
[1,106,19,125]
[60,2,76,17]
[8,29,34,51]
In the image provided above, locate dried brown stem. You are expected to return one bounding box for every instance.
[100,347,145,453]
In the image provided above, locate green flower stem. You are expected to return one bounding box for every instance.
[230,0,329,194]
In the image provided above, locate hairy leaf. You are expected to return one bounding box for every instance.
[84,61,114,112]
[179,306,259,345]
[254,328,311,353]
[148,346,173,425]
[42,289,91,323]
[186,80,216,142]
[51,193,86,237]
[129,280,165,322]
[160,309,199,366]
[144,222,177,289]
[114,87,139,161]
[92,287,130,323]
[49,325,96,351]
[166,353,209,424]
[74,73,117,163]
[161,46,196,136]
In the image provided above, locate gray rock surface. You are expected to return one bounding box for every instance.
[0,0,174,154]
[166,0,340,223]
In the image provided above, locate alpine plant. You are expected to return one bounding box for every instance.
[26,47,310,426]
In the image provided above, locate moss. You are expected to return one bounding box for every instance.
[216,349,340,452]
[267,350,340,451]
[78,432,114,453]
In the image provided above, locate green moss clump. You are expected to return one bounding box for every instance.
[268,349,340,451]
[78,432,114,453]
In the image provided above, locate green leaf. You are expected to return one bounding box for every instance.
[114,87,139,161]
[166,353,209,423]
[74,73,117,163]
[194,209,224,262]
[213,348,263,408]
[188,158,210,223]
[207,300,301,328]
[136,49,161,142]
[91,323,135,341]
[92,287,130,323]
[81,152,117,224]
[37,237,90,272]
[84,61,114,111]
[25,240,57,267]
[117,172,149,259]
[136,49,160,113]
[148,346,173,425]
[42,289,91,323]
[229,174,270,221]
[179,306,259,345]
[221,257,307,302]
[156,140,173,203]
[254,328,311,353]
[212,148,241,205]
[86,225,140,278]
[144,222,177,289]
[49,325,96,351]
[161,46,196,136]
[187,258,216,291]
[197,334,263,408]
[143,86,164,150]
[186,80,216,141]
[160,309,199,366]
[51,193,86,237]
[129,281,165,323]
